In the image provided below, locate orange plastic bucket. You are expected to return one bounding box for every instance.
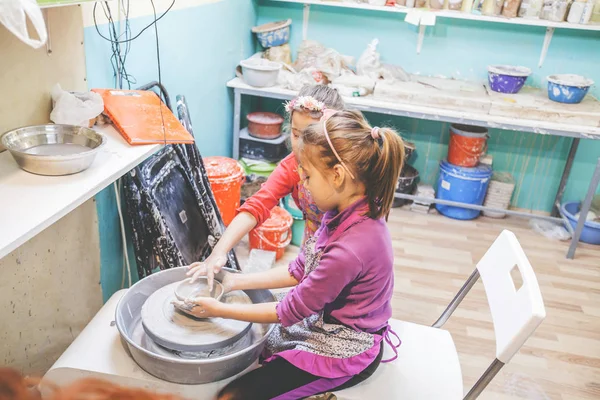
[447,124,488,167]
[204,156,245,226]
[249,206,293,260]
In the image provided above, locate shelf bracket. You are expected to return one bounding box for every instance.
[43,9,52,56]
[303,3,310,41]
[417,25,426,55]
[538,27,554,68]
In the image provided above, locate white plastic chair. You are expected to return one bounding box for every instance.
[335,230,546,400]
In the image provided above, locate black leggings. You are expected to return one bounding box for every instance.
[217,342,384,400]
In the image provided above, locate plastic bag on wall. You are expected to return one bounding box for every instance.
[278,67,329,91]
[264,44,292,66]
[0,0,47,49]
[50,84,105,128]
[294,40,354,81]
[357,39,382,80]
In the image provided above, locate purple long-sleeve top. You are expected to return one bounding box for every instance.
[276,197,394,333]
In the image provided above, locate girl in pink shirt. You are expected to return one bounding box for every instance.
[189,86,345,286]
[178,110,405,400]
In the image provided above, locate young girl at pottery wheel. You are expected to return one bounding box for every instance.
[187,85,345,288]
[175,110,405,400]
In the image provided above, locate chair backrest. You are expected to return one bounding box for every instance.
[476,230,546,364]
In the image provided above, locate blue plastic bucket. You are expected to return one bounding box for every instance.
[436,160,493,220]
[283,195,305,247]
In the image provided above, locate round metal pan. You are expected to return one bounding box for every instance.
[1,124,106,176]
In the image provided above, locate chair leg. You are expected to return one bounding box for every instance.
[432,269,480,328]
[463,359,505,400]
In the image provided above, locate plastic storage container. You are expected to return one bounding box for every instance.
[561,202,600,245]
[251,19,291,49]
[436,160,493,220]
[240,158,278,178]
[247,112,284,140]
[239,128,290,162]
[447,124,489,168]
[240,58,281,88]
[487,65,531,94]
[393,164,420,208]
[404,141,416,162]
[283,195,305,247]
[547,74,594,104]
[204,156,245,226]
[249,206,294,260]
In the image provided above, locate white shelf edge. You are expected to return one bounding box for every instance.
[0,125,160,260]
[270,0,600,32]
[38,0,111,9]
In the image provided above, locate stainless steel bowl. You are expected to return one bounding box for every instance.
[1,124,106,176]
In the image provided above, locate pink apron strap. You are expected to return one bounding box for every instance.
[381,324,402,363]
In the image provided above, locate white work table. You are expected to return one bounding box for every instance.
[227,77,600,259]
[0,125,161,259]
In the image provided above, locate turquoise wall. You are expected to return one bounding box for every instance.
[257,1,600,212]
[86,0,600,300]
[84,0,257,301]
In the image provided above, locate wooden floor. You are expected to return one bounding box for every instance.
[248,208,600,400]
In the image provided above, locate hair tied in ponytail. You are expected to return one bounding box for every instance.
[371,127,381,140]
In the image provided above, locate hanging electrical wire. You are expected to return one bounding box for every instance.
[93,0,172,286]
[93,0,175,45]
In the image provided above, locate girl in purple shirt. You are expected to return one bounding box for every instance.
[175,110,405,400]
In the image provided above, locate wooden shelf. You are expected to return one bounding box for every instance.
[0,125,160,260]
[270,0,600,32]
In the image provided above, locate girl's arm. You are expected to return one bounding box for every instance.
[216,302,279,324]
[174,267,298,323]
[173,298,280,324]
[188,156,299,287]
[229,266,299,291]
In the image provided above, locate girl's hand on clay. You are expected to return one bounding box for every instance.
[172,297,222,319]
[186,253,228,291]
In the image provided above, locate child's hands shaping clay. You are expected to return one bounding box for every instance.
[186,253,228,291]
[172,296,222,319]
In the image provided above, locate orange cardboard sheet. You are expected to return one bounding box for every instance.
[93,89,194,145]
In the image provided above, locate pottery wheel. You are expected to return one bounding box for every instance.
[141,281,253,352]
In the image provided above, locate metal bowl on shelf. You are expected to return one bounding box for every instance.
[1,124,106,176]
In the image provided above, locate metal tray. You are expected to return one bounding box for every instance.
[1,124,106,176]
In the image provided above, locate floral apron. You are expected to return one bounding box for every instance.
[266,236,378,362]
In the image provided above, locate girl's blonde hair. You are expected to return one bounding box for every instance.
[300,110,405,220]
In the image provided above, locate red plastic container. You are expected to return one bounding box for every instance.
[447,124,488,167]
[249,206,293,260]
[247,112,284,139]
[204,156,245,226]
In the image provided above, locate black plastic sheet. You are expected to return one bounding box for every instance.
[124,87,240,279]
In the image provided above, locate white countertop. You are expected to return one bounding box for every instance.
[0,125,161,259]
